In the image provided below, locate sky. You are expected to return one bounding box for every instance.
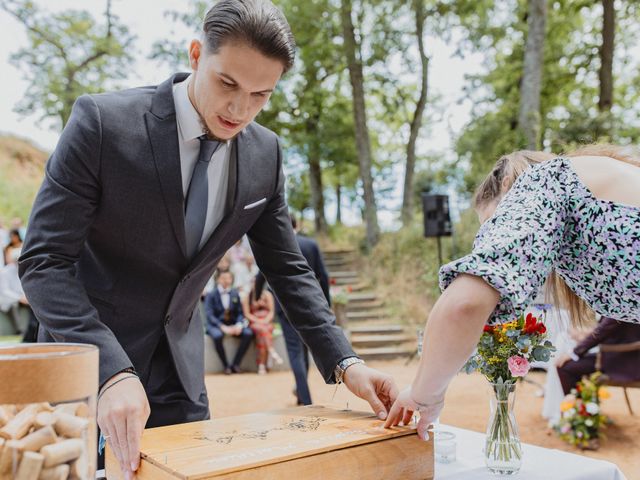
[0,0,484,229]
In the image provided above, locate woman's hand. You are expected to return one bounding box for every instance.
[384,386,444,441]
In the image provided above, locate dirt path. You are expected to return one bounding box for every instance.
[206,358,639,479]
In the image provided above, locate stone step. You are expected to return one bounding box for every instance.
[351,334,414,347]
[333,277,359,286]
[346,300,384,311]
[349,325,405,334]
[346,292,378,302]
[323,248,356,255]
[347,310,389,320]
[354,345,416,360]
[345,283,368,292]
[328,271,359,278]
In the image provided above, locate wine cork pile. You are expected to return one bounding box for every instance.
[0,402,90,480]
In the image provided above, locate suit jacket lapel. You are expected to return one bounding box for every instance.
[144,73,190,259]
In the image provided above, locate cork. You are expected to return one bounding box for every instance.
[41,438,83,467]
[17,426,58,452]
[38,463,70,480]
[0,439,22,475]
[15,450,44,480]
[53,413,89,439]
[34,412,57,430]
[0,404,40,440]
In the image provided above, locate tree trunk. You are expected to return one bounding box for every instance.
[401,0,429,226]
[598,0,614,112]
[308,140,328,234]
[341,0,379,249]
[335,184,342,224]
[518,0,547,150]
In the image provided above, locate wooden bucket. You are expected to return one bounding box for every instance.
[0,343,99,479]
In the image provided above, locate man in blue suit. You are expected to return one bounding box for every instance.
[204,270,253,374]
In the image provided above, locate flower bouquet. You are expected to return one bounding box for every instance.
[555,372,610,450]
[463,313,555,475]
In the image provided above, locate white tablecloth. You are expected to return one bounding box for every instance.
[436,425,627,479]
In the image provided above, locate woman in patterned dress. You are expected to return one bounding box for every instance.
[385,145,640,439]
[243,283,282,374]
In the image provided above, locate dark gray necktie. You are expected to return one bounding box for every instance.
[185,136,220,258]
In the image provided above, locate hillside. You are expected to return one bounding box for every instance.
[0,135,48,222]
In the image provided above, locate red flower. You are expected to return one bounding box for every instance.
[330,278,336,285]
[483,325,494,333]
[346,285,353,293]
[522,313,547,336]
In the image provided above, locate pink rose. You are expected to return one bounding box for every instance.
[507,356,530,377]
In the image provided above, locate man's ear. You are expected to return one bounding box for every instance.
[189,39,203,71]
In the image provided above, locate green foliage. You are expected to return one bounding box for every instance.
[454,0,640,191]
[0,136,47,222]
[2,0,135,129]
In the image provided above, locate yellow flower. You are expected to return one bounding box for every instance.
[560,400,575,412]
[598,387,611,400]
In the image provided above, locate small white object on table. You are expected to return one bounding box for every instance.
[436,425,627,479]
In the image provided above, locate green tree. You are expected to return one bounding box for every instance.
[1,0,135,129]
[341,0,380,248]
[454,0,640,191]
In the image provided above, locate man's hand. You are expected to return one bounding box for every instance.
[343,363,398,420]
[220,324,231,335]
[97,373,150,480]
[231,324,243,336]
[384,386,444,441]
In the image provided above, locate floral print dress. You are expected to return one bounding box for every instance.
[440,158,640,325]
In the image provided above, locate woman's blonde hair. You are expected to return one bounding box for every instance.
[474,150,556,209]
[475,144,639,327]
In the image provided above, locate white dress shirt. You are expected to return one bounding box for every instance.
[173,75,232,250]
[217,285,231,310]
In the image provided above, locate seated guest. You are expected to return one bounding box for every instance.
[204,270,253,375]
[243,281,282,374]
[232,254,259,297]
[556,317,640,394]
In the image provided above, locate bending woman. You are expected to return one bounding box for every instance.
[385,145,640,438]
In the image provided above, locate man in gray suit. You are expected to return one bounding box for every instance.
[19,1,397,479]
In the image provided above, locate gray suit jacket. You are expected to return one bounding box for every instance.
[19,73,354,401]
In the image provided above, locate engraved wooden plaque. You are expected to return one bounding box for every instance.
[105,405,433,479]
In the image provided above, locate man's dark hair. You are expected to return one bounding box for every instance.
[202,0,296,73]
[216,269,234,282]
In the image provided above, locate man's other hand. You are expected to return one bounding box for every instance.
[343,363,399,420]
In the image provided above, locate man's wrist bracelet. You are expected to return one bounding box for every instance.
[97,375,138,403]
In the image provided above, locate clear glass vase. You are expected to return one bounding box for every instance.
[484,381,522,475]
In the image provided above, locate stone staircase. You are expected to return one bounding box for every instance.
[323,249,417,361]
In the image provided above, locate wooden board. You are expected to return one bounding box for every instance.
[106,405,433,479]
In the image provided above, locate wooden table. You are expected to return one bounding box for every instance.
[106,405,433,479]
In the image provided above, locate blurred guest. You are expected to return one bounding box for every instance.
[556,317,640,395]
[204,270,253,375]
[243,281,281,374]
[228,238,249,264]
[232,254,259,296]
[3,229,23,266]
[278,214,331,404]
